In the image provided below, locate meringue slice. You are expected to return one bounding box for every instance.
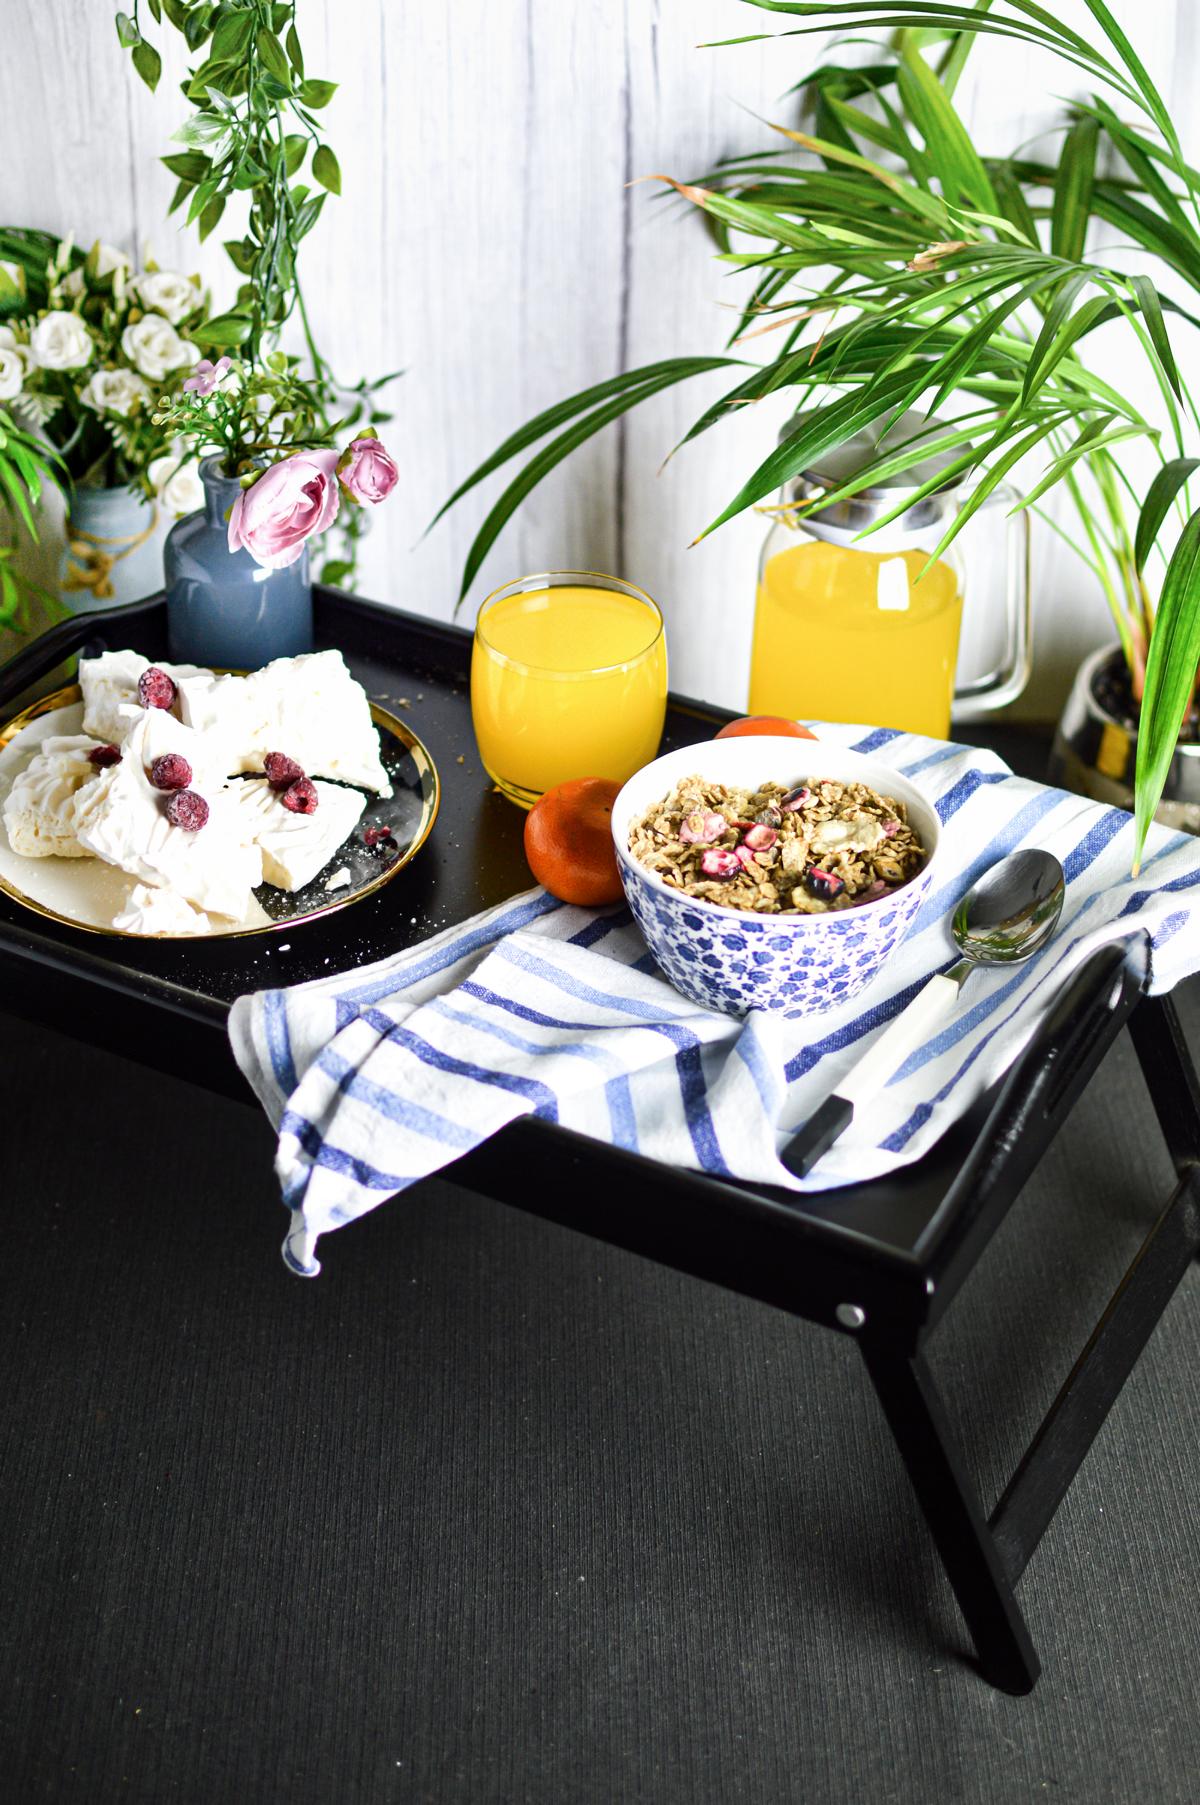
[74,712,262,919]
[79,650,206,745]
[112,883,214,936]
[229,776,367,892]
[238,650,392,795]
[2,735,105,858]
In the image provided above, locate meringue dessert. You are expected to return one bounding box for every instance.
[1,646,399,935]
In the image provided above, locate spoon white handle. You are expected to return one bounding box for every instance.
[781,968,969,1178]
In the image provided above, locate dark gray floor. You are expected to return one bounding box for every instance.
[2,986,1199,1805]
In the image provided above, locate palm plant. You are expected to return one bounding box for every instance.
[438,0,1200,864]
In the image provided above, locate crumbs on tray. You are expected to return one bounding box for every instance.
[627,774,925,913]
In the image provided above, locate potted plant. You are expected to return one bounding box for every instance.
[438,0,1200,866]
[0,228,211,616]
[110,0,399,663]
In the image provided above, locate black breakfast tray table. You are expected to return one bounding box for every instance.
[3,587,1199,1696]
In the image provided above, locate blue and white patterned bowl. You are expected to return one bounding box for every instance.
[612,736,941,1019]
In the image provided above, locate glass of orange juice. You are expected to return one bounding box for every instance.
[471,570,667,808]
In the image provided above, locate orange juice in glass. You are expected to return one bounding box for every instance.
[471,571,667,807]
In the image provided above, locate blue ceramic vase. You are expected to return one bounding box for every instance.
[164,456,314,667]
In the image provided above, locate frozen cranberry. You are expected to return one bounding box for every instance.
[264,751,305,791]
[281,777,318,815]
[882,817,900,837]
[781,785,810,812]
[804,865,845,902]
[166,789,209,831]
[87,743,121,768]
[363,825,395,850]
[138,666,176,710]
[149,752,192,792]
[700,848,741,879]
[741,824,778,852]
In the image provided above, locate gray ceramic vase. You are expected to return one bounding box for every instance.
[164,455,313,667]
[61,484,163,615]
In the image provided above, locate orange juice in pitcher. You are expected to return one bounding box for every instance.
[749,411,1030,737]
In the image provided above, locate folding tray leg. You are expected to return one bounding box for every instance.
[860,1342,1041,1694]
[1128,992,1200,1175]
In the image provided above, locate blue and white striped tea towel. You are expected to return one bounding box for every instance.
[229,721,1200,1275]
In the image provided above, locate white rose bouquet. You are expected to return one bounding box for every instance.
[2,235,210,517]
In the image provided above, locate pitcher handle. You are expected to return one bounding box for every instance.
[952,481,1032,720]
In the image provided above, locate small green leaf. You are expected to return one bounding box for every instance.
[312,144,341,196]
[183,5,212,52]
[298,78,337,108]
[198,195,225,241]
[173,111,227,147]
[198,310,253,347]
[211,9,254,61]
[232,153,272,190]
[147,0,163,21]
[222,238,257,275]
[163,0,190,27]
[186,177,218,227]
[132,39,163,91]
[162,151,211,183]
[1134,508,1200,865]
[294,193,326,236]
[283,134,307,177]
[115,11,139,49]
[1135,458,1200,571]
[285,23,305,76]
[256,28,293,87]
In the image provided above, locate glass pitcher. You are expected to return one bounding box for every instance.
[749,410,1031,739]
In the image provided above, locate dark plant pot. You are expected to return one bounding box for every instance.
[164,456,313,667]
[1048,643,1200,834]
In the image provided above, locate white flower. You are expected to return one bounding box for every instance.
[132,270,198,326]
[88,242,130,278]
[148,453,204,517]
[122,314,200,381]
[79,367,151,417]
[0,346,23,403]
[29,309,93,371]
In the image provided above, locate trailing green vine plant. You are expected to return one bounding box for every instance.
[115,0,397,585]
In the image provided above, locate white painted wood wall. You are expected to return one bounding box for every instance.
[0,0,1193,718]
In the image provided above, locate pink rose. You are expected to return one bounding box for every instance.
[338,436,398,505]
[227,449,340,570]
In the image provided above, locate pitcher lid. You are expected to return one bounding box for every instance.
[778,407,961,542]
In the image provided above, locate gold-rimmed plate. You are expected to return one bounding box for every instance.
[0,682,440,939]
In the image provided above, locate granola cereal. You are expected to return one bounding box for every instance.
[627,773,926,914]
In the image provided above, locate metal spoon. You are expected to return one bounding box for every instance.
[781,848,1066,1177]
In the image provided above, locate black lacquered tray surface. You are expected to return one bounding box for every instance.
[0,587,1143,1335]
